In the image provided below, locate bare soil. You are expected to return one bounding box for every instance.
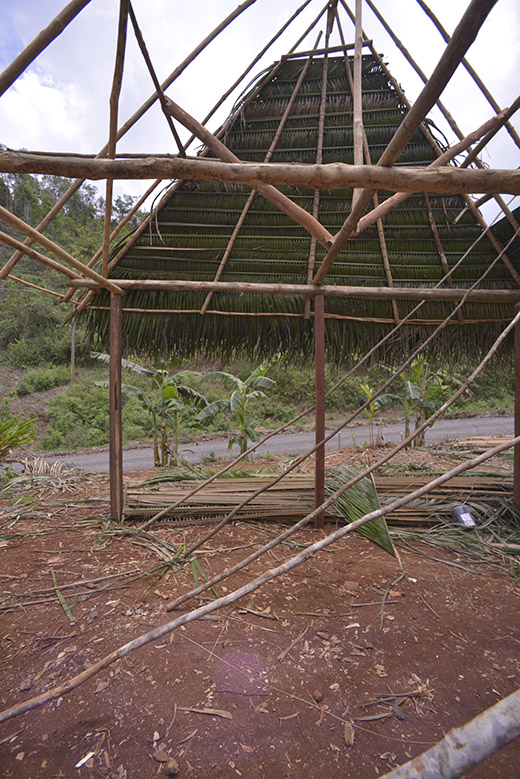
[0,446,519,779]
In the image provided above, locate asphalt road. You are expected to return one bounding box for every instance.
[46,415,514,474]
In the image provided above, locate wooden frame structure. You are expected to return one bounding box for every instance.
[0,0,519,526]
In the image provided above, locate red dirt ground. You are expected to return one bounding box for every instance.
[0,449,519,779]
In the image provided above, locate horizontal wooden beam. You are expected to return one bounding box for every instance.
[1,152,519,195]
[66,277,520,303]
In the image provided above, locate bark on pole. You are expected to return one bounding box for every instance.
[109,293,123,522]
[380,688,520,779]
[515,312,520,511]
[314,294,326,528]
[0,0,92,96]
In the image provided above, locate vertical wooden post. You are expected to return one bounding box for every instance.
[314,294,326,528]
[110,292,123,522]
[70,318,76,383]
[514,316,520,511]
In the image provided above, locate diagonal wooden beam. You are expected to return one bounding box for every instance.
[164,97,334,249]
[0,0,257,278]
[0,0,92,96]
[416,0,520,151]
[201,32,323,316]
[313,0,500,285]
[0,205,123,294]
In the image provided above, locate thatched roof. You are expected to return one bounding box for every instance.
[85,52,520,362]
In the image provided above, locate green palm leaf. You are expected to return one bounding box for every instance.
[326,466,395,557]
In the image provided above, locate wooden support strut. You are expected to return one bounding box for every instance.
[515,312,520,512]
[314,294,326,528]
[0,205,123,294]
[1,151,519,196]
[0,0,92,96]
[67,278,520,304]
[109,293,124,522]
[163,97,334,249]
[0,0,257,279]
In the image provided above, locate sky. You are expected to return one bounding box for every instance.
[0,0,518,219]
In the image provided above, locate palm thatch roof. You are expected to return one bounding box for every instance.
[83,49,520,362]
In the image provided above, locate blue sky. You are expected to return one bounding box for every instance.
[0,0,518,215]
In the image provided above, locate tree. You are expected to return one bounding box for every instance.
[196,358,278,456]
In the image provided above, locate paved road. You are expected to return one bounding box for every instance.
[47,415,514,473]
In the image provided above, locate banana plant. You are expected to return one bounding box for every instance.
[379,357,450,447]
[92,353,208,466]
[195,357,278,456]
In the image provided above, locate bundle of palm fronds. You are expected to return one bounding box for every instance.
[325,465,395,556]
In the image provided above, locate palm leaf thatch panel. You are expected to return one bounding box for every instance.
[85,54,520,361]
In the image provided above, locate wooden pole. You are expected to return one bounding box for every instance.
[515,312,520,512]
[314,0,499,285]
[0,205,123,294]
[103,0,129,278]
[70,319,76,383]
[314,294,326,528]
[109,293,124,522]
[127,3,185,157]
[415,0,520,152]
[351,0,364,210]
[163,97,334,249]
[1,151,519,196]
[201,32,322,315]
[0,0,256,278]
[0,0,92,96]
[66,277,520,304]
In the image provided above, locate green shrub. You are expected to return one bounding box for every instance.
[39,378,152,451]
[16,365,71,395]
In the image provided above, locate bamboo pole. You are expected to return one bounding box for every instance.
[0,205,123,294]
[163,97,334,249]
[103,0,129,278]
[314,294,326,528]
[1,151,519,196]
[380,687,520,779]
[415,0,520,152]
[65,277,520,304]
[0,0,92,96]
[0,0,256,278]
[109,293,124,522]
